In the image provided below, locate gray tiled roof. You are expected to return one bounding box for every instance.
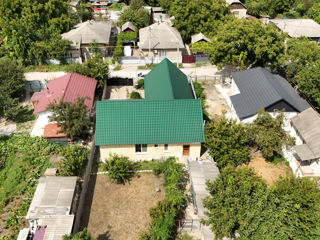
[230,67,310,119]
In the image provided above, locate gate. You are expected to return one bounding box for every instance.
[182,55,195,63]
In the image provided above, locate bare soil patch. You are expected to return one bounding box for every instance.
[201,80,228,118]
[248,152,291,185]
[86,173,165,240]
[106,86,144,100]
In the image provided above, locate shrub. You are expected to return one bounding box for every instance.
[114,65,121,71]
[137,78,144,89]
[104,154,135,184]
[130,91,142,99]
[57,145,89,176]
[63,228,94,240]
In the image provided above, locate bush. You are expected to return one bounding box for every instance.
[130,91,142,99]
[113,65,121,71]
[137,78,144,89]
[57,145,89,176]
[63,228,94,240]
[104,154,135,184]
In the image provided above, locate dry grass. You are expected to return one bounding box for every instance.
[86,173,165,240]
[248,152,292,185]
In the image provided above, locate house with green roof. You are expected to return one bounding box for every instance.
[95,58,204,161]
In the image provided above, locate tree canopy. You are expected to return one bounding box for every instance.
[169,0,230,41]
[47,97,92,141]
[204,116,250,169]
[0,58,25,119]
[192,19,286,69]
[119,8,150,30]
[203,166,320,239]
[0,0,75,65]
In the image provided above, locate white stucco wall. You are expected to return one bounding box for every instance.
[231,9,247,19]
[30,111,52,137]
[99,143,201,162]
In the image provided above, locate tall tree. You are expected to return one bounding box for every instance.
[192,19,286,69]
[169,0,230,41]
[204,115,250,169]
[249,110,295,161]
[47,97,92,140]
[119,8,150,30]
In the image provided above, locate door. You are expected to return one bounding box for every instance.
[183,145,190,156]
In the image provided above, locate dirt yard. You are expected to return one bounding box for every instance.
[85,173,164,240]
[106,86,145,99]
[248,152,292,185]
[201,80,229,118]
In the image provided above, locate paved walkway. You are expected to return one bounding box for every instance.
[188,160,220,240]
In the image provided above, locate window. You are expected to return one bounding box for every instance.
[159,50,167,57]
[164,144,169,152]
[154,144,158,148]
[135,144,147,153]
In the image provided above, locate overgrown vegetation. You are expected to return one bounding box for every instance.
[48,97,93,141]
[103,154,136,184]
[192,81,208,118]
[63,228,95,240]
[203,166,320,239]
[0,135,57,238]
[119,0,150,30]
[57,145,89,176]
[139,157,187,240]
[113,32,137,60]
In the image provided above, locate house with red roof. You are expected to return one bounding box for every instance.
[30,73,97,138]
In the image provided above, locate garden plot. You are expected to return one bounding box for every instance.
[248,152,292,185]
[84,173,164,240]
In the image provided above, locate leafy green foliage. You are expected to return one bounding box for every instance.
[192,19,286,69]
[296,59,320,110]
[130,91,142,99]
[67,56,109,90]
[249,110,295,161]
[204,166,320,239]
[137,78,144,89]
[119,8,150,30]
[0,0,74,65]
[48,97,93,141]
[104,154,136,184]
[113,32,137,59]
[140,158,187,240]
[0,58,25,119]
[169,0,230,40]
[130,0,145,10]
[192,81,208,118]
[63,228,95,240]
[57,145,89,176]
[307,2,320,23]
[285,37,320,83]
[205,116,250,169]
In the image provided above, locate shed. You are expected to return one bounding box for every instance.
[191,33,211,44]
[121,22,135,32]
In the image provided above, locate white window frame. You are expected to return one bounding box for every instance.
[164,144,169,152]
[135,144,148,154]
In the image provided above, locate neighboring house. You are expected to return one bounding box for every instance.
[30,73,97,137]
[191,33,211,44]
[226,0,247,18]
[121,21,135,32]
[139,22,185,63]
[69,0,80,12]
[61,20,113,62]
[269,19,320,41]
[95,58,204,162]
[152,7,172,24]
[230,67,310,123]
[284,108,320,177]
[17,176,77,240]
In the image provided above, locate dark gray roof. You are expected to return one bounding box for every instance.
[230,67,310,119]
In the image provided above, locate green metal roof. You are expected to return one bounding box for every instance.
[144,58,194,100]
[95,99,204,146]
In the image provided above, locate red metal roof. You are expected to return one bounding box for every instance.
[43,123,66,138]
[30,91,42,102]
[33,73,97,114]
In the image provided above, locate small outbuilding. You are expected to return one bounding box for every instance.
[121,21,135,32]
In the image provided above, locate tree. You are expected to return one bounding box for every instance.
[204,115,250,169]
[249,110,295,161]
[63,228,95,240]
[169,0,230,41]
[119,8,150,30]
[204,167,320,239]
[0,58,25,119]
[130,0,145,10]
[67,56,109,90]
[285,37,320,83]
[47,97,92,140]
[58,145,89,176]
[203,166,267,239]
[192,19,286,69]
[296,60,320,110]
[104,154,136,184]
[307,2,320,24]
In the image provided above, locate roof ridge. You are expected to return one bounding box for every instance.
[62,73,73,102]
[259,68,282,100]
